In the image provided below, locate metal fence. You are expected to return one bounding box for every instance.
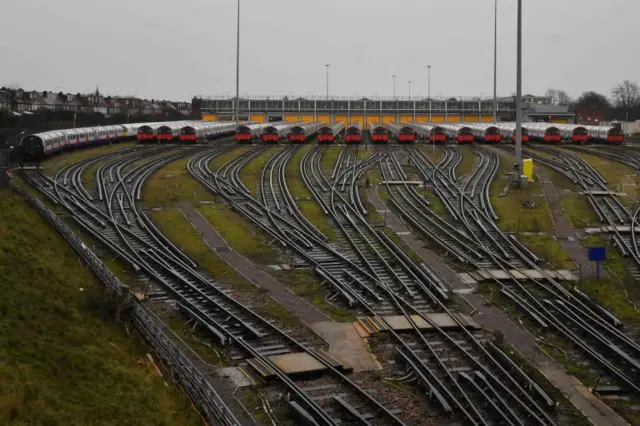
[22,191,241,426]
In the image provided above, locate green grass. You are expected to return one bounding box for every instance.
[421,145,444,164]
[518,235,576,270]
[143,157,215,208]
[490,153,555,233]
[40,141,137,175]
[579,235,640,324]
[275,270,355,322]
[209,146,251,170]
[320,146,342,173]
[148,209,256,291]
[0,189,200,426]
[286,146,336,240]
[357,148,372,160]
[240,147,278,194]
[198,204,282,265]
[418,188,449,216]
[455,146,476,177]
[559,194,599,228]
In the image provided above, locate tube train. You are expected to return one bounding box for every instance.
[288,122,323,143]
[386,123,416,144]
[409,123,447,143]
[260,123,298,143]
[318,123,346,144]
[344,122,363,144]
[368,122,389,144]
[464,123,502,143]
[235,123,271,142]
[20,120,242,160]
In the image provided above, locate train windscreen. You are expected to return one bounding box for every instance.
[346,127,360,134]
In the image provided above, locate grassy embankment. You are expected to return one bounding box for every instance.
[0,189,201,425]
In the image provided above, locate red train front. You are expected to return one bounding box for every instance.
[288,126,307,143]
[369,123,389,144]
[235,125,255,143]
[156,126,175,142]
[345,123,362,144]
[543,127,562,143]
[456,127,475,144]
[429,126,447,143]
[137,126,155,141]
[180,126,198,142]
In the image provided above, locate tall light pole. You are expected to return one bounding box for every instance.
[325,64,330,102]
[493,0,498,122]
[427,65,432,121]
[235,0,240,124]
[408,81,412,99]
[514,0,523,185]
[393,75,396,99]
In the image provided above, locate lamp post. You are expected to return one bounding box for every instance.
[393,75,396,99]
[235,0,240,124]
[493,0,498,122]
[408,81,412,99]
[514,0,523,185]
[325,64,330,102]
[427,65,432,122]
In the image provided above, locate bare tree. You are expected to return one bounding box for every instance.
[545,89,559,105]
[612,80,640,109]
[557,90,572,106]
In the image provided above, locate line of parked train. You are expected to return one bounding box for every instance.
[21,117,625,161]
[20,120,245,159]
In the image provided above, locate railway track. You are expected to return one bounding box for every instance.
[190,143,560,426]
[372,143,640,406]
[26,144,418,426]
[507,144,640,278]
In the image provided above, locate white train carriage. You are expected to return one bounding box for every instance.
[439,124,474,144]
[586,125,625,145]
[527,123,562,143]
[409,123,447,143]
[261,123,296,143]
[465,123,502,143]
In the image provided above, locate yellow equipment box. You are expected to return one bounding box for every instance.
[522,159,534,183]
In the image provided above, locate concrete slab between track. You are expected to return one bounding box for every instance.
[464,269,578,283]
[379,180,424,186]
[582,191,627,196]
[361,313,480,333]
[312,322,383,372]
[587,226,640,234]
[246,350,347,380]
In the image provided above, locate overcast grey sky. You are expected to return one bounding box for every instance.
[1,0,638,101]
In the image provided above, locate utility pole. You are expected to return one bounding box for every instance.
[514,0,523,185]
[408,81,412,99]
[393,75,396,99]
[493,0,498,122]
[235,0,241,124]
[427,65,432,122]
[427,65,431,99]
[325,64,330,102]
